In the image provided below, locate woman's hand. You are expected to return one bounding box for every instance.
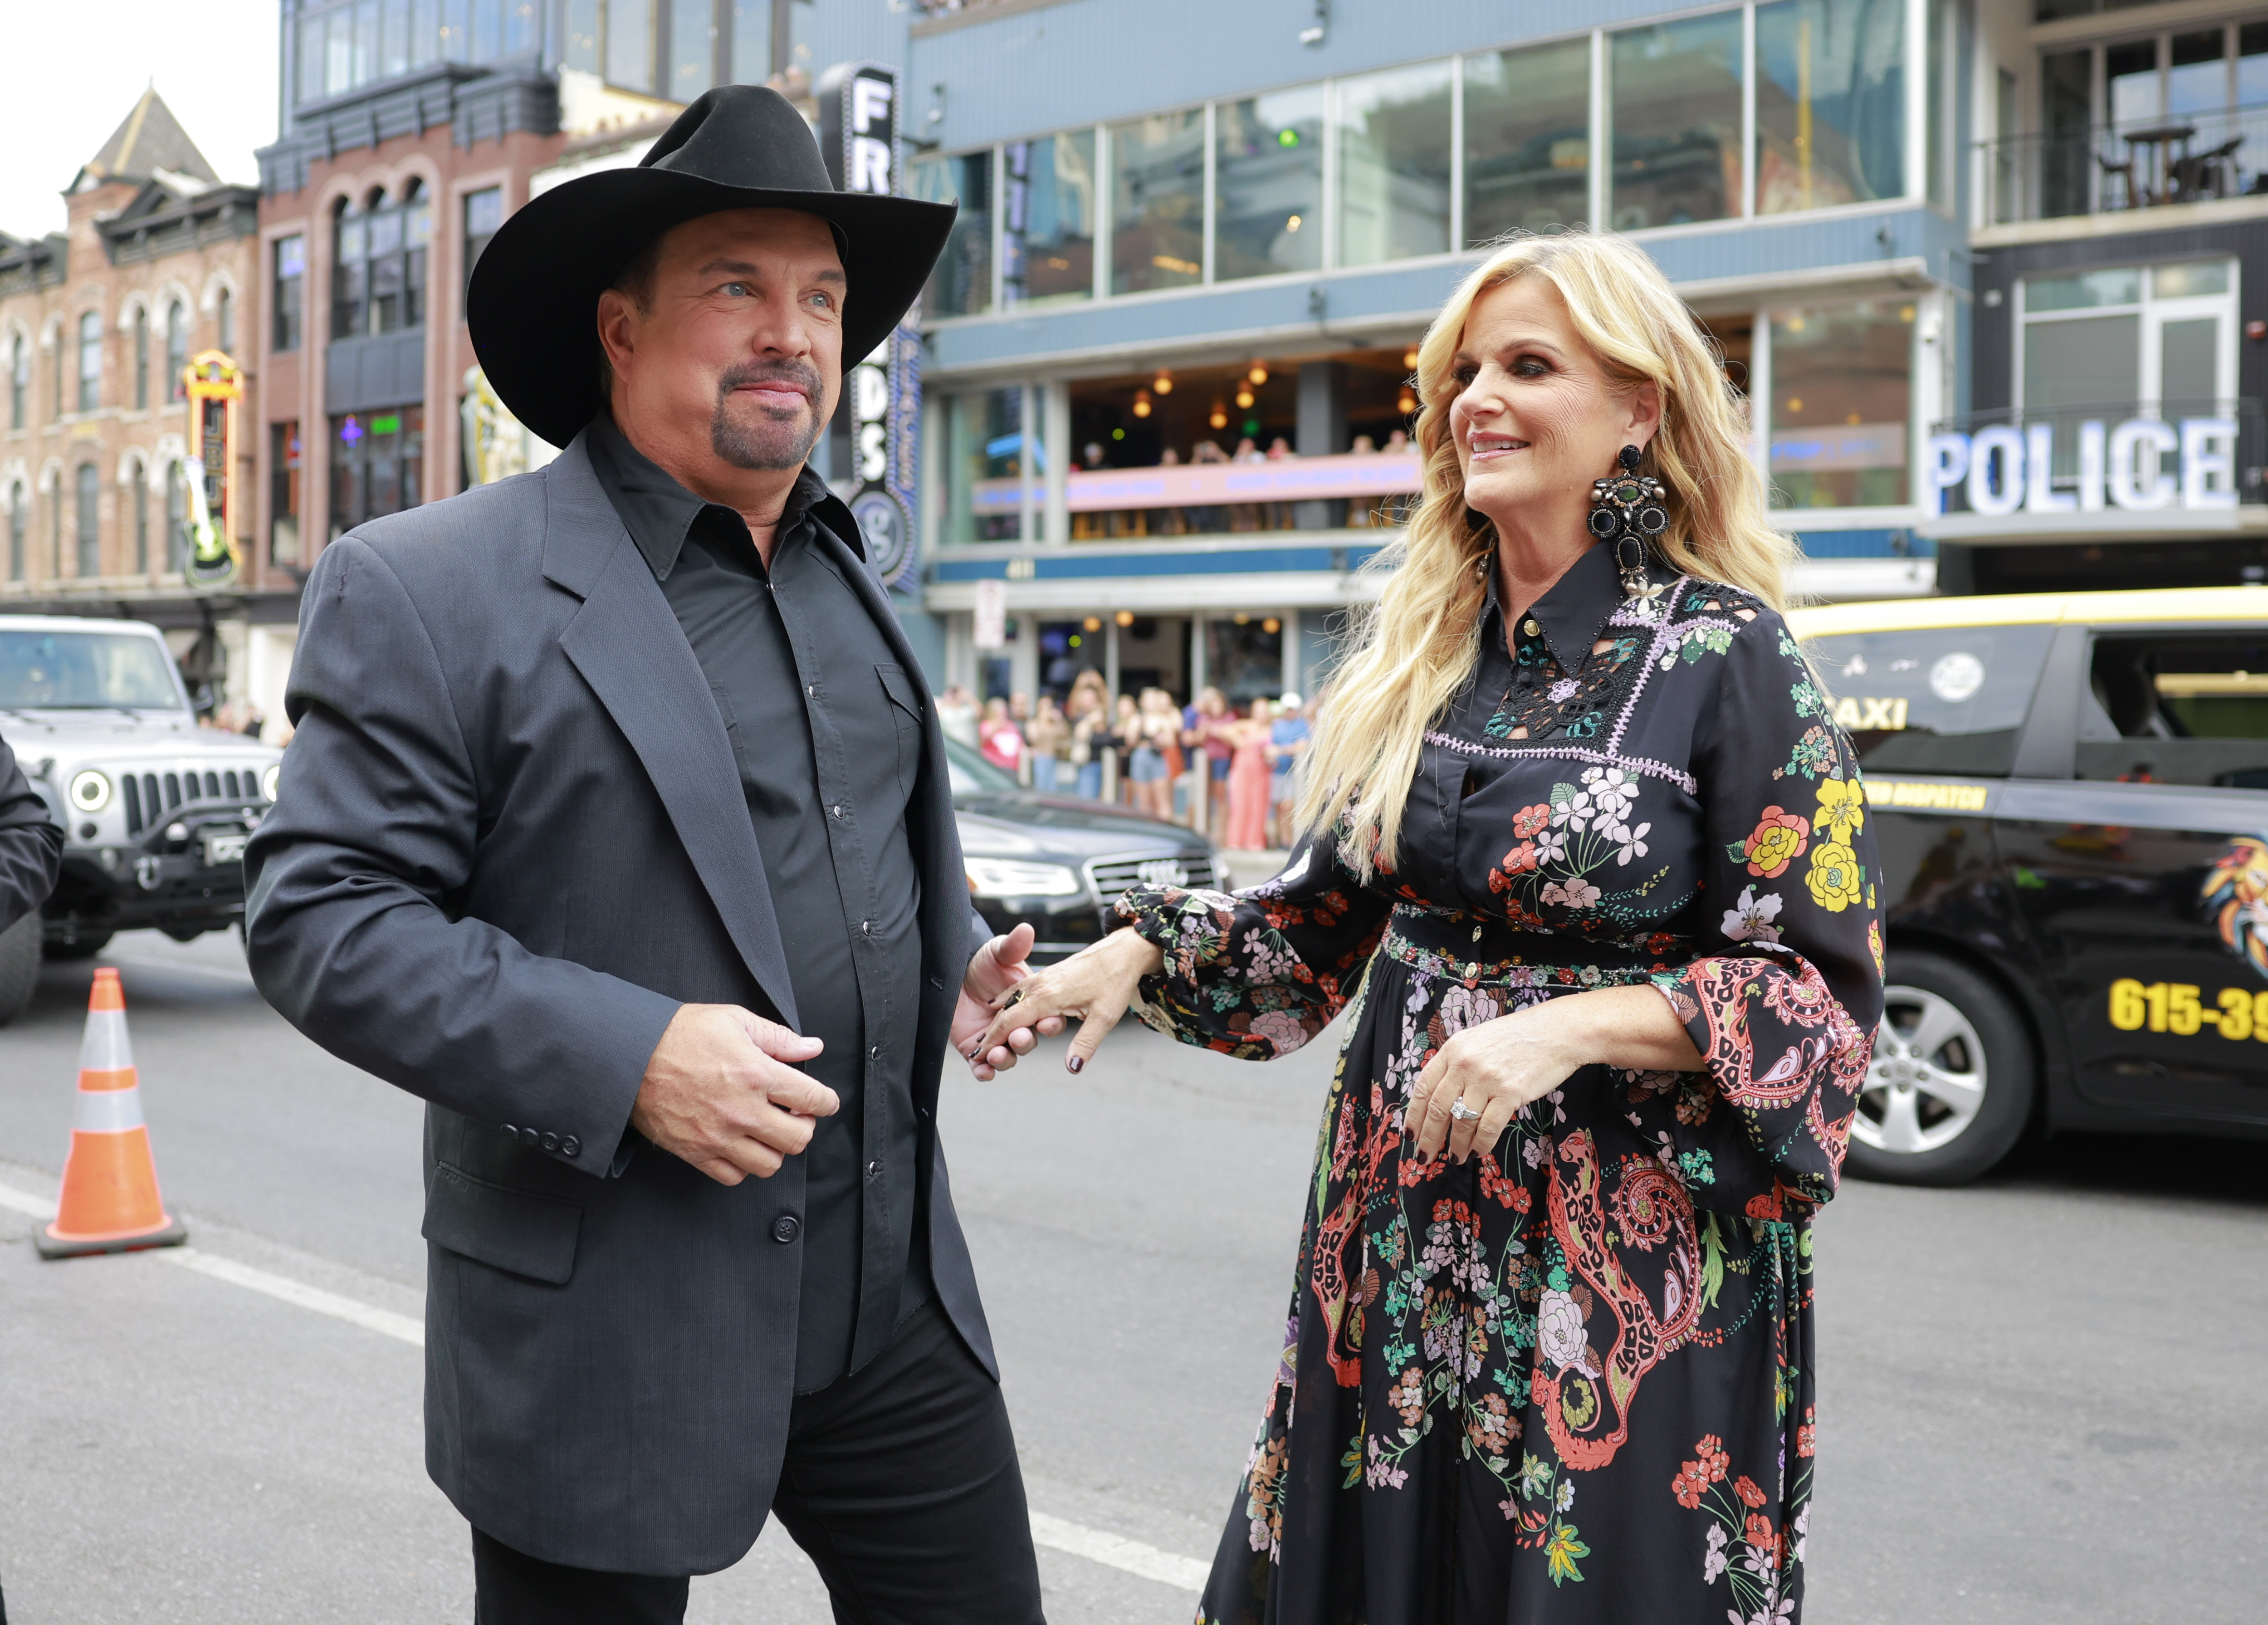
[965,926,1165,1075]
[1404,984,1704,1162]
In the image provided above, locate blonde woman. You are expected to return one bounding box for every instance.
[973,233,1883,1623]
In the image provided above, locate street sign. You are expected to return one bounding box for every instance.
[819,60,922,594]
[973,578,1007,651]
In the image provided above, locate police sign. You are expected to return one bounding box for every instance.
[1928,415,2239,517]
[819,60,921,591]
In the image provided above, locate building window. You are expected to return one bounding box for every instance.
[162,460,186,573]
[75,462,99,577]
[6,484,21,581]
[166,302,188,402]
[1214,86,1325,283]
[134,307,149,410]
[668,0,713,102]
[133,469,148,573]
[274,235,306,352]
[329,407,425,537]
[1754,0,1907,215]
[1334,60,1453,269]
[1610,14,1747,231]
[76,312,99,413]
[333,198,367,338]
[1465,39,1593,245]
[8,334,24,429]
[607,0,652,91]
[2018,260,2236,432]
[271,421,303,565]
[463,186,503,301]
[218,286,236,356]
[909,155,994,316]
[1768,301,1915,509]
[1110,110,1205,295]
[337,185,431,340]
[1002,133,1095,308]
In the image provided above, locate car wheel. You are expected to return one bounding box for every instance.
[0,914,39,1027]
[1845,950,2036,1187]
[43,931,114,962]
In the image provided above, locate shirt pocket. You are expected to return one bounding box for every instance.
[875,662,925,799]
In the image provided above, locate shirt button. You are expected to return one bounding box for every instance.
[518,1126,540,1145]
[804,683,818,698]
[865,1159,883,1180]
[771,1214,802,1244]
[1522,618,1541,637]
[868,1043,880,1061]
[830,803,845,818]
[860,920,875,936]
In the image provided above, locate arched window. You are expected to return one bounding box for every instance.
[165,301,188,402]
[403,180,430,329]
[6,484,22,581]
[132,465,148,573]
[8,334,24,429]
[76,311,102,413]
[164,460,186,573]
[217,286,235,356]
[134,306,149,410]
[75,461,99,577]
[332,196,367,338]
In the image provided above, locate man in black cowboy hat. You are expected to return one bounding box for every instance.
[245,85,1049,1621]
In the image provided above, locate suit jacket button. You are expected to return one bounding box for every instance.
[519,1126,540,1145]
[501,1123,519,1139]
[561,1136,581,1157]
[771,1214,801,1244]
[540,1132,559,1152]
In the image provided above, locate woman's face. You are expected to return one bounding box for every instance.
[1447,276,1659,539]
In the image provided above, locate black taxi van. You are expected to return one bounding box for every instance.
[1787,587,2268,1184]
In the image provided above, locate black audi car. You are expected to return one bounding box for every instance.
[946,736,1227,960]
[1789,585,2268,1185]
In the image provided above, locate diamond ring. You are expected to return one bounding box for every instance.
[1448,1100,1481,1122]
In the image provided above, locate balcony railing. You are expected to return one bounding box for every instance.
[969,450,1422,540]
[1981,104,2268,225]
[1928,400,2267,516]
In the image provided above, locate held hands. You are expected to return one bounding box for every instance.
[964,925,1163,1077]
[632,1003,839,1185]
[954,922,1054,1079]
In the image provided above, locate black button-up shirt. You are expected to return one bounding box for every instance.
[587,413,931,1391]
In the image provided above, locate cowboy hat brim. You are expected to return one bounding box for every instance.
[467,166,953,450]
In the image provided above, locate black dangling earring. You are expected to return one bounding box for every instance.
[1588,444,1669,621]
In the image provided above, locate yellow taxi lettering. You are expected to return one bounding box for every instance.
[2142,982,2169,1032]
[1833,696,1862,730]
[2217,986,2253,1040]
[2167,983,2204,1035]
[1860,779,1992,813]
[2108,979,2146,1030]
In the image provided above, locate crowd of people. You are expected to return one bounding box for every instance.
[935,671,1311,850]
[1066,429,1413,539]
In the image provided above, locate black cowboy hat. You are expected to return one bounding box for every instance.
[467,83,954,450]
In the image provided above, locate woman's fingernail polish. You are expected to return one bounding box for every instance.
[1066,1055,1084,1073]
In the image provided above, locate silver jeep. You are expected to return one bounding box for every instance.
[0,616,284,1022]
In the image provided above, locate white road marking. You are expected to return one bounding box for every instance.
[0,1177,1210,1594]
[1028,1511,1212,1592]
[106,954,259,985]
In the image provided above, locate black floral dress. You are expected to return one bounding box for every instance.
[1115,543,1885,1625]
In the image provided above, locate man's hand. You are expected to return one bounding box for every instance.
[953,922,1061,1078]
[631,1004,839,1184]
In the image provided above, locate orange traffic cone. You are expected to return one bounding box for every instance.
[37,967,186,1258]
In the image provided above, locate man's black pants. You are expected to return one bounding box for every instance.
[470,1301,1044,1624]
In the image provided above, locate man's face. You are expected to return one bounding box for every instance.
[599,208,846,478]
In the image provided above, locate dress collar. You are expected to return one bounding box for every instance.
[1486,542,1626,672]
[585,408,830,581]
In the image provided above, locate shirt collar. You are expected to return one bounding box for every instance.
[1486,541,1626,673]
[585,409,830,581]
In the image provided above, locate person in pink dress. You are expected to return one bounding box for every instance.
[1222,697,1275,850]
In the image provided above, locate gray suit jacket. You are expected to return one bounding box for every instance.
[244,434,994,1575]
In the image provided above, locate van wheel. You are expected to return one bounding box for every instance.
[0,914,40,1027]
[1846,951,2035,1187]
[44,931,114,961]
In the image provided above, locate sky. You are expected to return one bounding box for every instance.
[0,0,280,239]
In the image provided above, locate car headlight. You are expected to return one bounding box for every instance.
[68,769,111,813]
[964,858,1082,899]
[260,762,282,802]
[956,820,1040,856]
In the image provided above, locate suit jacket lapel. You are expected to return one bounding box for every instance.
[544,440,800,1029]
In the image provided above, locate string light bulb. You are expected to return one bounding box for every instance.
[1132,390,1152,418]
[1397,388,1417,414]
[1115,609,1135,627]
[1261,617,1281,635]
[1247,363,1269,386]
[1083,616,1102,631]
[1234,387,1255,409]
[1403,348,1420,371]
[1153,373,1173,395]
[1209,405,1228,429]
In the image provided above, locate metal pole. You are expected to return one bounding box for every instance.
[1018,382,1037,545]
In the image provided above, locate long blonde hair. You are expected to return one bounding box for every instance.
[1297,231,1796,878]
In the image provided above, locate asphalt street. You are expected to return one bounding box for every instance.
[1,928,2263,1623]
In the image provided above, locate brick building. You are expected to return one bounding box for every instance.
[0,91,276,708]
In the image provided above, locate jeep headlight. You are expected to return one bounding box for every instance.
[68,769,111,813]
[260,762,282,802]
[964,858,1082,899]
